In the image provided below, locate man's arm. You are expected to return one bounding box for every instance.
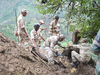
[57,42,66,49]
[40,36,45,41]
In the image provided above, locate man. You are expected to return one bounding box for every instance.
[49,16,61,51]
[43,34,65,64]
[91,29,100,75]
[30,23,45,50]
[17,9,34,49]
[38,20,46,47]
[69,38,91,67]
[49,16,60,36]
[39,20,47,32]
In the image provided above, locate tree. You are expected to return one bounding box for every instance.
[36,0,100,43]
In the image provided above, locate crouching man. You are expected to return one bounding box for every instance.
[43,34,66,65]
[69,38,91,67]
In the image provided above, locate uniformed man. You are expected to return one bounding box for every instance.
[43,34,65,64]
[69,38,91,67]
[30,23,45,50]
[49,16,60,36]
[17,9,34,49]
[38,20,46,47]
[49,16,61,51]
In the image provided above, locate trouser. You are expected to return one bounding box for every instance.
[71,51,90,63]
[44,47,54,64]
[19,36,34,49]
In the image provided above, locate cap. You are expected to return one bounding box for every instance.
[59,34,65,40]
[39,20,44,24]
[34,23,40,28]
[81,38,87,42]
[21,9,28,13]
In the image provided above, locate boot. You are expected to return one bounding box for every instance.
[71,62,77,67]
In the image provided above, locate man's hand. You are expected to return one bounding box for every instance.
[26,33,28,37]
[44,27,47,30]
[62,46,66,49]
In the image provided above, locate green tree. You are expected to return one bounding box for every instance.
[36,0,100,43]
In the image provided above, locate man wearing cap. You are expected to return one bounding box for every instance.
[30,23,45,50]
[49,16,60,36]
[69,38,91,67]
[17,9,34,48]
[43,34,66,64]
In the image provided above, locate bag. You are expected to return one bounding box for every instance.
[14,27,18,36]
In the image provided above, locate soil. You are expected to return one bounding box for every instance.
[0,32,96,75]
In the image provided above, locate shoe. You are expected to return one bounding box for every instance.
[70,62,77,67]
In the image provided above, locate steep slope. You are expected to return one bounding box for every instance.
[0,32,69,75]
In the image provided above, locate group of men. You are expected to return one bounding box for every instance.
[14,9,65,65]
[14,9,100,75]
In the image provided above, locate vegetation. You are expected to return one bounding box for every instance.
[36,0,100,43]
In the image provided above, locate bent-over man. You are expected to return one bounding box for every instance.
[43,34,65,64]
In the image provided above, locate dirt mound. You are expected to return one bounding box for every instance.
[0,32,68,75]
[0,32,96,75]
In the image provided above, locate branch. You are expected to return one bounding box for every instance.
[93,1,100,8]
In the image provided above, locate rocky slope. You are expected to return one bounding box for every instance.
[0,32,96,75]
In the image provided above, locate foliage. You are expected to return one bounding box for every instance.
[36,0,100,43]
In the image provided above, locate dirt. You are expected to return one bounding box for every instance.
[0,32,96,75]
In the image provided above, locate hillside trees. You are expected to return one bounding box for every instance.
[36,0,100,42]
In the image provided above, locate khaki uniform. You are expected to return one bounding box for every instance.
[71,43,91,63]
[43,36,62,64]
[49,20,60,36]
[17,14,33,48]
[30,29,42,50]
[49,20,60,51]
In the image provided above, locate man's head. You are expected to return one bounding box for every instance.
[58,34,65,42]
[21,9,28,17]
[55,16,59,23]
[39,20,44,25]
[81,38,87,43]
[34,23,40,31]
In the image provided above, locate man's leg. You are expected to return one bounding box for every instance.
[45,47,54,64]
[71,51,81,62]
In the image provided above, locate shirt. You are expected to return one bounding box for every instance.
[73,43,91,57]
[30,29,42,42]
[49,20,60,34]
[17,14,26,33]
[91,29,100,51]
[43,36,62,50]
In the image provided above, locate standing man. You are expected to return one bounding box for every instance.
[17,9,34,49]
[43,34,65,65]
[38,20,46,47]
[49,16,60,36]
[91,29,100,75]
[49,16,61,51]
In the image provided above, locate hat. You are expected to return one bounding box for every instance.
[59,34,65,40]
[39,20,44,24]
[81,38,87,42]
[34,23,40,28]
[21,9,28,13]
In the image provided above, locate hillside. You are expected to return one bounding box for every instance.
[0,31,96,75]
[0,32,70,75]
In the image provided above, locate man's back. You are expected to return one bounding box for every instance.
[43,36,59,48]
